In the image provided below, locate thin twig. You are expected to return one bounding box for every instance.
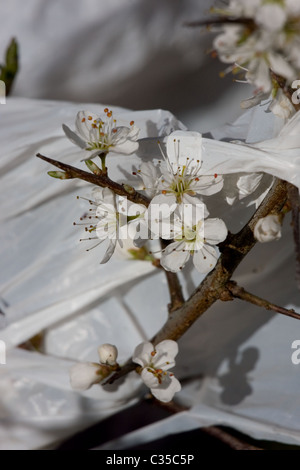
[201,426,262,450]
[160,240,185,314]
[184,18,255,28]
[287,183,300,290]
[36,153,150,207]
[225,281,300,320]
[150,399,262,450]
[164,270,185,313]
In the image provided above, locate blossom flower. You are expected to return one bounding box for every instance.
[63,108,140,160]
[138,132,223,206]
[160,205,228,274]
[159,131,223,203]
[253,214,282,242]
[132,340,181,403]
[76,187,127,264]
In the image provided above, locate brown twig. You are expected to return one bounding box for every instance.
[225,281,300,320]
[160,240,185,314]
[36,153,150,207]
[287,184,300,290]
[150,398,262,450]
[200,426,262,450]
[164,270,185,313]
[184,18,255,28]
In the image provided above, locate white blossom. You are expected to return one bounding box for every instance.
[146,131,223,218]
[77,187,128,264]
[98,344,118,366]
[63,108,139,160]
[132,340,181,403]
[160,206,227,274]
[254,214,282,242]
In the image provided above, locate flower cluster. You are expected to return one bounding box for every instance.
[70,339,181,403]
[73,127,228,274]
[212,0,300,117]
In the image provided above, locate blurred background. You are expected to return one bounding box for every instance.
[0,0,251,132]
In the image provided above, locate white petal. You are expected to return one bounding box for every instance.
[255,5,286,32]
[141,368,160,389]
[192,175,224,196]
[153,340,179,369]
[193,245,219,274]
[181,195,209,218]
[126,202,147,218]
[75,111,100,142]
[92,187,105,203]
[111,126,131,144]
[166,131,202,169]
[160,241,191,272]
[132,342,155,367]
[100,239,117,264]
[62,124,86,149]
[110,139,139,155]
[247,58,271,93]
[179,201,205,228]
[150,194,177,215]
[268,53,296,82]
[148,194,178,239]
[150,374,181,403]
[100,188,116,208]
[204,218,228,245]
[139,162,158,197]
[127,124,140,141]
[81,149,104,161]
[286,0,300,15]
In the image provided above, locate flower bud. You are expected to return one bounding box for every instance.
[254,214,282,243]
[47,170,70,179]
[98,343,118,366]
[69,362,104,391]
[85,159,102,175]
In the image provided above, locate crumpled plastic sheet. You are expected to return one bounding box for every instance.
[1,97,300,449]
[0,97,188,449]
